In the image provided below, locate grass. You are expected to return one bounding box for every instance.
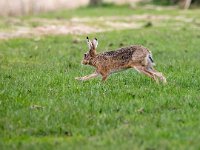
[1,5,200,150]
[0,4,200,31]
[30,5,179,19]
[31,3,200,19]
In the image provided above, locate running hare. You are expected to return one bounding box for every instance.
[75,37,166,83]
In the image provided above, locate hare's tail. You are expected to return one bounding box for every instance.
[148,53,155,66]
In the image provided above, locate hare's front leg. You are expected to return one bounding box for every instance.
[75,71,99,81]
[100,71,109,82]
[102,74,108,81]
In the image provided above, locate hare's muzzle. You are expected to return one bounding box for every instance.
[81,60,89,65]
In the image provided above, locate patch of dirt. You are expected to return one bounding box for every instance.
[0,14,198,40]
[0,25,103,39]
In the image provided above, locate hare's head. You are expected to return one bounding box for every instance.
[82,37,98,65]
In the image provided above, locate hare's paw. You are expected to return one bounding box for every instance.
[75,77,84,81]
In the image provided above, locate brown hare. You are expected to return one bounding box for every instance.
[75,37,166,83]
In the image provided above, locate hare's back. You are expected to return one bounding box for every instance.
[103,45,149,60]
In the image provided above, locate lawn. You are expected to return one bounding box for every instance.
[0,4,200,150]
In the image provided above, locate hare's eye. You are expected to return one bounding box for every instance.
[84,53,87,58]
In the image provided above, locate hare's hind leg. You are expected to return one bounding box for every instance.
[146,67,167,83]
[134,66,159,83]
[75,71,99,81]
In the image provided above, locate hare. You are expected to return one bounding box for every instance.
[75,37,166,83]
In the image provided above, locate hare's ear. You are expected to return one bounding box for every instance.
[86,37,93,50]
[86,36,96,57]
[92,38,98,49]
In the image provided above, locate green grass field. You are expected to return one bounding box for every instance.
[0,5,200,150]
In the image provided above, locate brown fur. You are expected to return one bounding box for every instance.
[75,37,166,83]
